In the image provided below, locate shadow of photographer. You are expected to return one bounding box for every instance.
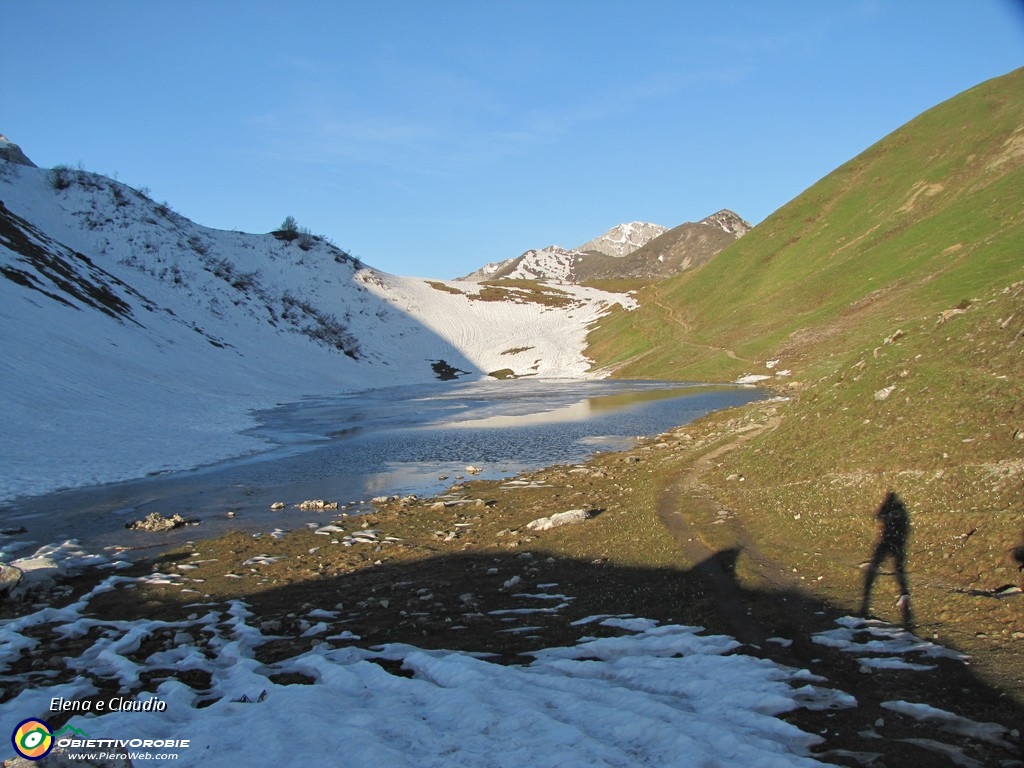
[859,490,913,629]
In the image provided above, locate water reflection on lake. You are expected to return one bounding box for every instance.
[3,380,764,550]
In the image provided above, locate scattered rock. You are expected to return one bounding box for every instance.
[126,512,193,532]
[465,465,482,475]
[873,386,896,401]
[883,329,905,344]
[0,562,24,597]
[526,509,592,531]
[297,499,338,511]
[270,502,286,510]
[937,306,968,324]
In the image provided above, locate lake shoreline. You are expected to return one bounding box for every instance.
[3,396,1022,767]
[0,380,764,558]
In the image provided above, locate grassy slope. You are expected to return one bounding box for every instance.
[589,68,1024,383]
[588,68,1024,691]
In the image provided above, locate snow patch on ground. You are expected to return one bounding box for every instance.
[3,569,1013,766]
[0,574,843,767]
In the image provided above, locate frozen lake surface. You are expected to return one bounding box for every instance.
[0,380,763,553]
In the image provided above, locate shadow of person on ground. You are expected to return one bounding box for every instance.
[860,490,913,628]
[1012,531,1024,576]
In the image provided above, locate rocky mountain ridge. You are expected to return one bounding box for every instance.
[458,209,750,283]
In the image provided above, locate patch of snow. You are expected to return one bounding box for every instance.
[813,616,969,663]
[0,578,847,767]
[881,700,1016,750]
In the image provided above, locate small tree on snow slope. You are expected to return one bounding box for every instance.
[279,216,299,241]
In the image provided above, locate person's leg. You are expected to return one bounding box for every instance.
[894,554,913,629]
[860,545,887,616]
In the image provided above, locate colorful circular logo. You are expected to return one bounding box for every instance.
[11,718,54,761]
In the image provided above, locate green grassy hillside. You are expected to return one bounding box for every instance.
[589,67,1024,384]
[587,68,1024,693]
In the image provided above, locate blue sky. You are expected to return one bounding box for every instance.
[3,2,1022,278]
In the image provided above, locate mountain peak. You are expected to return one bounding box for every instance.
[578,221,668,257]
[698,209,751,237]
[0,134,37,168]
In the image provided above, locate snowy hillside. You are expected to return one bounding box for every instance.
[0,150,634,501]
[458,245,587,283]
[359,272,632,377]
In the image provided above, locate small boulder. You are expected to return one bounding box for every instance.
[0,562,24,597]
[873,386,896,401]
[526,509,591,531]
[126,512,191,532]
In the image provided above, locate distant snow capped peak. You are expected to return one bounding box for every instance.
[578,221,668,258]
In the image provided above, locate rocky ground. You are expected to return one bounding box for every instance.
[3,399,1023,767]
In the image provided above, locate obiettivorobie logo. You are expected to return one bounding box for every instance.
[11,719,87,761]
[11,718,190,761]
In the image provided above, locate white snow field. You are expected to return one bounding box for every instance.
[0,548,1015,767]
[0,586,838,766]
[0,157,632,502]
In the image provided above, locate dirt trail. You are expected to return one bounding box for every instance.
[604,292,754,374]
[655,419,804,646]
[650,293,754,364]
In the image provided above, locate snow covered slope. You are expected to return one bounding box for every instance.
[360,273,634,378]
[459,245,587,283]
[0,153,633,500]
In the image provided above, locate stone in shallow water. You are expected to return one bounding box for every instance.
[125,511,190,531]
